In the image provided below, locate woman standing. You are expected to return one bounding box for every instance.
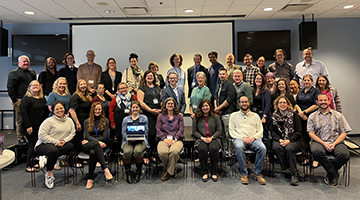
[189,72,212,119]
[20,80,48,172]
[47,77,71,115]
[271,78,295,109]
[193,99,222,182]
[167,53,186,91]
[316,75,342,112]
[271,96,306,186]
[156,97,184,181]
[35,101,75,189]
[100,58,122,101]
[289,79,300,99]
[256,56,269,77]
[69,79,92,152]
[122,53,143,94]
[82,102,113,189]
[137,70,161,152]
[121,101,149,184]
[149,62,165,89]
[265,72,276,95]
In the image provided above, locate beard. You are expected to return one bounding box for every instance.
[240,105,249,111]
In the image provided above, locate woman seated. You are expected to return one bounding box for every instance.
[192,99,223,182]
[156,97,184,181]
[270,96,306,186]
[82,102,113,190]
[121,101,149,184]
[35,100,75,189]
[316,75,342,113]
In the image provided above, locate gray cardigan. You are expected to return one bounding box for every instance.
[192,115,223,147]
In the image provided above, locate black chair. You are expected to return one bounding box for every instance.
[152,147,188,179]
[190,146,226,178]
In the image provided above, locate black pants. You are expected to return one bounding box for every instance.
[36,142,74,171]
[198,140,220,176]
[311,141,349,178]
[82,141,107,180]
[24,128,38,167]
[272,141,301,174]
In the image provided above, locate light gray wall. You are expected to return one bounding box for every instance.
[0,19,359,133]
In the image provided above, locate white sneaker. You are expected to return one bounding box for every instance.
[39,156,47,169]
[45,173,55,189]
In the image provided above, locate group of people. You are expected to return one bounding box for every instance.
[6,47,351,189]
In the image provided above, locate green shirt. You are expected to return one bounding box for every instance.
[189,86,211,113]
[233,81,253,110]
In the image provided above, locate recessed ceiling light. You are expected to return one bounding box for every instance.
[104,10,115,14]
[343,5,354,9]
[184,9,194,13]
[97,2,108,6]
[24,11,35,15]
[263,7,274,11]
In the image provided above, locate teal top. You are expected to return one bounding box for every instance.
[189,86,211,113]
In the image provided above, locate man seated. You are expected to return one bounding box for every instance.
[229,96,266,185]
[308,93,351,188]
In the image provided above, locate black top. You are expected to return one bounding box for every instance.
[20,96,48,132]
[187,65,209,98]
[100,70,122,101]
[271,92,296,112]
[83,118,109,143]
[139,85,161,110]
[38,69,58,96]
[7,67,36,103]
[214,80,236,115]
[157,74,165,89]
[252,93,263,114]
[58,65,78,95]
[70,93,91,125]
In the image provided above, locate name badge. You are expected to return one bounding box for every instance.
[193,105,197,109]
[124,109,130,113]
[153,98,159,104]
[191,82,196,87]
[88,80,94,84]
[167,135,173,140]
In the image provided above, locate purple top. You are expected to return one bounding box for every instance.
[156,113,184,141]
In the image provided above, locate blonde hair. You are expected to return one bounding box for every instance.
[73,79,92,102]
[25,80,44,99]
[52,77,69,95]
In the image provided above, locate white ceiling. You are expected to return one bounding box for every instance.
[0,0,359,24]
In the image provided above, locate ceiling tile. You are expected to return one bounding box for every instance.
[176,6,202,16]
[147,0,175,7]
[232,0,262,6]
[202,6,229,15]
[93,7,126,17]
[114,0,147,7]
[175,0,204,7]
[204,0,234,6]
[227,5,257,14]
[84,0,120,8]
[150,7,175,15]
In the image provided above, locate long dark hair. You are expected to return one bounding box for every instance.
[316,74,330,92]
[140,70,158,87]
[252,73,267,95]
[274,78,290,96]
[195,99,215,122]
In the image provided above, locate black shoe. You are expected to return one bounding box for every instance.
[161,172,170,181]
[171,170,178,178]
[202,174,210,182]
[290,175,299,186]
[18,138,27,145]
[126,172,133,184]
[324,175,331,185]
[296,171,304,181]
[329,172,340,188]
[134,172,141,183]
[211,175,218,182]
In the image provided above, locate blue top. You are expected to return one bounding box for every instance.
[295,59,331,87]
[208,62,224,96]
[296,86,321,112]
[121,114,150,148]
[166,67,186,92]
[47,92,71,114]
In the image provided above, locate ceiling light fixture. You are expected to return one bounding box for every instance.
[24,11,35,15]
[184,9,194,13]
[97,2,108,6]
[104,10,115,14]
[343,5,354,9]
[263,7,274,11]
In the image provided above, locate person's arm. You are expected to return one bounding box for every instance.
[332,88,342,113]
[69,95,82,131]
[174,115,184,140]
[192,118,202,139]
[269,116,281,141]
[7,72,19,104]
[252,115,264,140]
[289,64,295,80]
[83,120,97,142]
[303,105,319,114]
[62,119,76,143]
[97,119,109,142]
[156,115,166,140]
[137,89,157,114]
[262,89,271,117]
[108,98,116,128]
[38,119,60,145]
[212,115,223,138]
[180,90,186,114]
[76,66,82,82]
[161,88,170,105]
[204,87,212,101]
[308,131,326,145]
[20,97,32,133]
[289,113,302,142]
[121,117,128,144]
[159,74,165,89]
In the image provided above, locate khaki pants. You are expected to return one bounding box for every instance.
[157,141,183,175]
[14,99,23,140]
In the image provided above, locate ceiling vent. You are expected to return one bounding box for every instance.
[124,7,148,15]
[280,4,313,12]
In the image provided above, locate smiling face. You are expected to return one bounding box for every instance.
[173,56,181,67]
[266,76,274,85]
[226,54,234,67]
[255,75,262,87]
[243,56,253,67]
[201,102,210,114]
[96,84,105,95]
[54,103,65,118]
[66,54,74,65]
[47,59,55,69]
[130,58,138,68]
[278,80,286,92]
[18,56,30,70]
[168,73,178,86]
[131,103,140,115]
[165,100,175,112]
[197,74,205,86]
[233,72,243,84]
[94,104,102,117]
[145,72,154,84]
[57,79,67,93]
[257,57,265,68]
[289,80,299,92]
[150,64,158,73]
[86,50,95,62]
[118,84,128,96]
[208,54,217,65]
[302,49,313,62]
[194,55,201,66]
[108,59,116,71]
[219,70,228,82]
[316,94,330,110]
[30,81,40,94]
[79,80,87,93]
[317,76,327,90]
[275,51,285,63]
[239,96,250,111]
[278,97,289,111]
[303,76,313,89]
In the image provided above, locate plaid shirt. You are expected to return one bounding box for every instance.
[243,65,260,88]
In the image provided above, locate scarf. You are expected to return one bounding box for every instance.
[271,109,294,140]
[131,65,142,77]
[116,92,132,109]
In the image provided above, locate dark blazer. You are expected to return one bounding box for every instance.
[157,74,165,89]
[187,65,209,98]
[192,115,223,147]
[100,70,122,101]
[214,80,236,115]
[161,86,186,114]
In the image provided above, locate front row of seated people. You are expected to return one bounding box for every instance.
[34,92,350,188]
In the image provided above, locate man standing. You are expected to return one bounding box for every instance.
[208,51,224,98]
[268,49,294,85]
[229,96,266,185]
[295,48,331,87]
[77,50,102,96]
[225,53,242,84]
[242,54,260,88]
[214,68,235,154]
[7,55,36,143]
[233,70,253,110]
[308,93,351,188]
[187,53,209,98]
[38,57,58,97]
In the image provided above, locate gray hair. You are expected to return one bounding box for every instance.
[196,71,207,81]
[18,55,30,62]
[233,69,242,75]
[167,71,179,84]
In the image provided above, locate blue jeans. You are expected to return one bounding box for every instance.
[233,138,266,175]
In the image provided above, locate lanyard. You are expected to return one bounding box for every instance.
[194,86,203,102]
[94,125,99,137]
[87,64,94,77]
[148,86,156,96]
[166,115,174,132]
[175,68,182,81]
